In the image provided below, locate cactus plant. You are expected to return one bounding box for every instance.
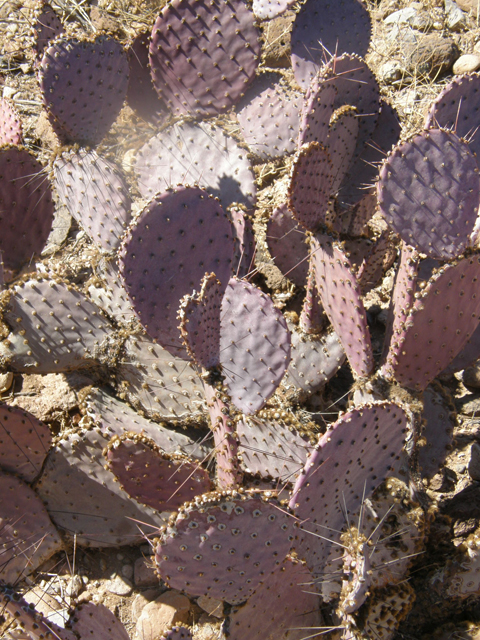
[0,98,22,145]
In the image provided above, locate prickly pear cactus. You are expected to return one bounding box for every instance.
[266,204,309,288]
[252,0,295,20]
[0,98,22,145]
[69,602,130,640]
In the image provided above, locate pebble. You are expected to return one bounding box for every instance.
[445,0,467,30]
[394,87,420,115]
[379,60,403,84]
[468,442,480,481]
[121,564,133,580]
[455,0,480,11]
[196,595,224,619]
[136,590,190,640]
[384,4,431,29]
[134,556,159,588]
[463,362,480,388]
[0,372,13,393]
[453,53,480,74]
[105,575,133,597]
[65,575,83,597]
[2,86,15,99]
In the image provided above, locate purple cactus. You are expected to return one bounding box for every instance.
[298,69,337,148]
[0,98,22,145]
[252,0,296,20]
[32,1,64,62]
[126,30,166,124]
[418,383,455,481]
[69,602,130,640]
[326,105,359,194]
[149,0,260,118]
[266,204,309,288]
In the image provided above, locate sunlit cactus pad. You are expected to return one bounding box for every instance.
[134,121,256,212]
[104,432,212,511]
[87,259,137,327]
[0,403,52,482]
[155,490,294,604]
[119,186,235,356]
[289,402,408,581]
[266,204,309,288]
[377,129,480,259]
[219,277,291,414]
[298,72,337,148]
[149,0,260,118]
[0,277,112,373]
[32,1,64,61]
[0,98,22,145]
[0,470,63,584]
[53,148,132,253]
[0,146,54,273]
[160,626,193,640]
[236,73,302,160]
[291,1,372,90]
[38,34,129,145]
[69,603,130,640]
[227,557,321,640]
[115,334,206,422]
[252,0,295,20]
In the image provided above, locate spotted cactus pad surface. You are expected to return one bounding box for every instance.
[149,0,260,118]
[155,490,294,604]
[0,98,22,145]
[32,1,64,61]
[69,603,130,640]
[252,0,295,20]
[266,204,309,288]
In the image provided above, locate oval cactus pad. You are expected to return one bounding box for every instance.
[377,129,480,259]
[0,146,54,273]
[219,278,291,414]
[155,490,294,604]
[0,98,22,145]
[289,402,408,580]
[54,149,132,253]
[252,0,295,20]
[119,186,235,356]
[38,35,129,145]
[134,121,256,212]
[149,0,260,118]
[266,204,309,288]
[70,603,130,640]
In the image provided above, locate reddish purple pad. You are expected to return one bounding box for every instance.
[70,603,130,640]
[298,75,337,148]
[310,233,373,378]
[32,2,64,60]
[0,98,22,145]
[119,186,235,357]
[149,0,260,118]
[289,402,407,579]
[389,254,480,391]
[219,278,291,414]
[38,35,129,145]
[288,142,333,232]
[377,129,480,259]
[0,147,54,272]
[291,0,372,90]
[266,204,309,287]
[155,491,294,604]
[0,403,52,482]
[327,105,359,193]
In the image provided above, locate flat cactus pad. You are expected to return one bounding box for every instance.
[266,204,309,288]
[149,0,260,118]
[126,30,166,124]
[418,383,455,481]
[155,490,294,604]
[0,98,22,145]
[69,603,130,640]
[252,0,295,20]
[32,1,64,61]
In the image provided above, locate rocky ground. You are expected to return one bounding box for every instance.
[1,0,480,639]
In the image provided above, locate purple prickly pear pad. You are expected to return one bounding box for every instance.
[119,186,235,357]
[70,603,130,640]
[0,98,22,145]
[266,204,309,288]
[298,72,337,148]
[219,277,291,414]
[327,105,359,193]
[126,30,166,124]
[252,0,296,20]
[155,490,294,604]
[38,35,129,145]
[377,129,480,259]
[149,0,260,118]
[32,1,64,62]
[291,0,372,91]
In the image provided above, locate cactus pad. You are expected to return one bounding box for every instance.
[219,277,291,414]
[0,98,22,145]
[69,603,130,640]
[149,0,260,118]
[418,383,455,481]
[53,148,132,253]
[288,142,333,233]
[327,105,359,193]
[87,259,137,327]
[0,277,112,373]
[266,204,309,288]
[119,186,235,356]
[227,557,321,640]
[115,334,206,421]
[231,208,255,279]
[0,470,63,584]
[0,146,54,273]
[134,121,256,212]
[38,35,129,145]
[386,254,480,391]
[160,627,193,640]
[289,402,407,581]
[377,129,480,259]
[155,490,294,604]
[179,273,222,371]
[0,403,52,482]
[32,2,64,61]
[442,320,480,376]
[236,73,302,160]
[282,327,346,395]
[236,415,312,482]
[252,0,295,20]
[126,30,166,124]
[104,432,212,511]
[298,71,337,148]
[310,233,374,378]
[291,1,372,90]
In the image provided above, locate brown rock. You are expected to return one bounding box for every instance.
[131,589,162,622]
[456,0,480,12]
[405,35,459,78]
[196,595,224,619]
[463,362,480,388]
[453,53,480,74]
[134,556,159,588]
[136,590,191,640]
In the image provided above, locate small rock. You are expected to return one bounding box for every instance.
[65,575,83,597]
[0,372,13,393]
[456,394,480,416]
[24,588,69,628]
[136,590,190,640]
[196,595,224,619]
[121,564,133,580]
[453,53,480,74]
[131,589,161,622]
[105,575,133,597]
[455,0,480,12]
[445,0,467,29]
[379,60,403,84]
[384,4,431,29]
[453,517,478,537]
[405,35,458,78]
[2,86,15,99]
[468,442,480,481]
[134,556,159,588]
[394,87,420,116]
[463,362,480,388]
